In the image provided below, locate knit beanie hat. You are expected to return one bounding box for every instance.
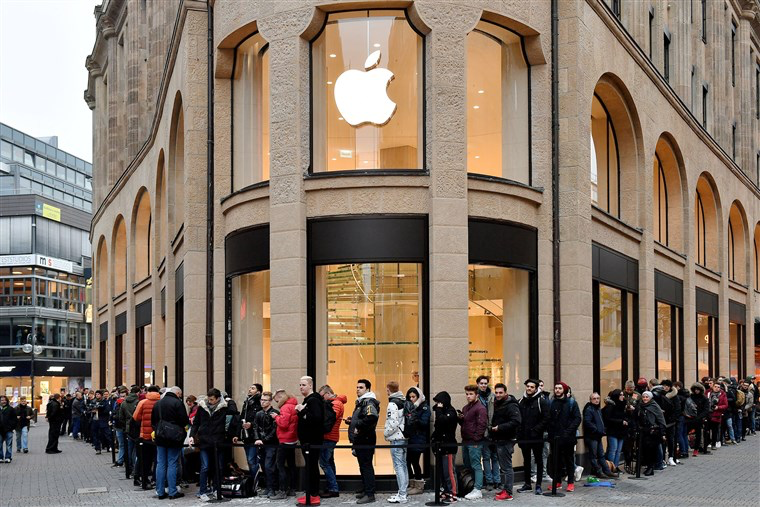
[642,391,653,399]
[555,381,570,394]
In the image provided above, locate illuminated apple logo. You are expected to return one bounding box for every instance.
[334,50,396,127]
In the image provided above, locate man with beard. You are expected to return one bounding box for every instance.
[295,376,324,506]
[345,379,380,505]
[489,383,521,501]
[546,382,581,492]
[517,378,549,495]
[475,376,499,491]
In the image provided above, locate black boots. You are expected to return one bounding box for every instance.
[643,466,654,476]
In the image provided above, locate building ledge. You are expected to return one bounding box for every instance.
[591,206,643,243]
[654,241,687,267]
[220,183,270,216]
[467,175,543,206]
[695,263,721,283]
[112,291,127,306]
[132,275,152,296]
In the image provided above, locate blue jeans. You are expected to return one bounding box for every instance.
[586,438,610,474]
[677,417,689,455]
[155,446,181,497]
[495,442,514,494]
[115,429,125,464]
[462,443,484,490]
[725,415,736,441]
[261,445,278,493]
[15,426,28,451]
[319,440,338,493]
[481,443,500,485]
[732,412,742,439]
[71,417,81,439]
[199,448,224,495]
[2,431,12,459]
[390,440,408,497]
[606,436,623,466]
[244,444,259,484]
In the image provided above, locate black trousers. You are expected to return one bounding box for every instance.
[46,420,60,452]
[276,443,296,493]
[641,434,659,467]
[550,442,575,484]
[302,443,321,496]
[355,447,376,496]
[407,449,423,480]
[520,442,544,486]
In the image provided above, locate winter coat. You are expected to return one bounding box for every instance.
[684,384,709,421]
[583,402,606,440]
[151,392,190,448]
[46,399,64,424]
[676,387,689,415]
[274,397,299,444]
[253,406,279,444]
[348,392,380,445]
[119,393,140,436]
[708,389,728,423]
[490,395,521,442]
[190,397,237,449]
[384,391,408,442]
[652,386,674,424]
[405,387,430,449]
[324,395,346,443]
[459,399,487,444]
[665,389,682,424]
[132,392,160,440]
[71,397,85,419]
[518,391,550,441]
[90,398,110,423]
[638,400,666,436]
[431,392,458,455]
[239,394,262,444]
[297,391,325,445]
[741,388,754,413]
[0,404,16,434]
[15,404,33,430]
[547,396,581,444]
[478,388,495,437]
[601,392,628,439]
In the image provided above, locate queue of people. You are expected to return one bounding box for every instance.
[1,373,757,506]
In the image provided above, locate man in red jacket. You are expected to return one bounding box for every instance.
[318,385,345,498]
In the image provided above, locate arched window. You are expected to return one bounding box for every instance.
[96,237,108,308]
[466,21,529,183]
[155,151,167,263]
[311,10,423,172]
[727,202,747,283]
[694,175,720,271]
[695,190,706,265]
[169,94,185,234]
[654,155,668,244]
[112,217,127,296]
[590,94,619,216]
[652,137,685,250]
[754,224,760,291]
[133,189,152,281]
[233,32,269,189]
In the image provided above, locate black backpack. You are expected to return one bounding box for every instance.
[322,399,337,434]
[390,398,413,438]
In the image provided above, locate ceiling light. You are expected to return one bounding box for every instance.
[474,155,480,159]
[478,90,485,94]
[338,117,344,121]
[373,43,381,48]
[331,157,337,161]
[473,105,480,109]
[0,366,15,372]
[329,53,337,58]
[12,271,22,275]
[363,160,369,164]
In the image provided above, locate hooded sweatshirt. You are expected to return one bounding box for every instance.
[431,391,458,455]
[349,391,380,444]
[384,391,407,441]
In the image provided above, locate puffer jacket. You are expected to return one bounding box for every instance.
[601,390,628,439]
[583,402,606,439]
[459,399,487,444]
[132,392,160,440]
[324,395,346,443]
[684,383,709,420]
[490,395,521,442]
[431,391,458,455]
[348,392,380,445]
[405,387,430,450]
[274,397,299,443]
[190,397,237,449]
[384,391,408,441]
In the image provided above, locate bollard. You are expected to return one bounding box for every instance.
[543,436,565,497]
[111,426,116,464]
[214,443,223,501]
[628,429,647,480]
[304,443,312,506]
[425,443,448,506]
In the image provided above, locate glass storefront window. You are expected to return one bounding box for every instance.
[316,263,421,475]
[656,302,672,379]
[466,21,529,182]
[230,270,271,399]
[598,284,623,394]
[143,324,153,385]
[697,313,711,380]
[312,10,422,172]
[729,322,739,378]
[467,265,529,394]
[233,33,270,189]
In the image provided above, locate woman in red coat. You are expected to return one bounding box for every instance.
[707,383,728,449]
[270,390,298,499]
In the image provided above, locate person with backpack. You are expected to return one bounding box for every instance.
[253,391,280,498]
[458,384,488,500]
[119,386,141,480]
[295,376,324,506]
[384,381,409,504]
[346,379,380,505]
[404,386,430,496]
[431,391,458,503]
[238,384,262,491]
[318,385,345,499]
[151,386,190,500]
[684,383,709,456]
[547,382,581,492]
[489,383,522,501]
[517,378,550,494]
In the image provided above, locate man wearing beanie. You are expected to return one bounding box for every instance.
[547,382,581,492]
[517,379,549,495]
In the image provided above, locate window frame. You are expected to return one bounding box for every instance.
[655,153,669,245]
[591,93,621,217]
[307,8,427,177]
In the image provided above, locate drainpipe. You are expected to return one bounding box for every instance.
[205,0,215,390]
[551,0,561,382]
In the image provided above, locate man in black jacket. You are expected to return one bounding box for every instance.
[253,391,279,497]
[238,384,262,489]
[61,393,73,436]
[45,393,64,454]
[71,391,85,440]
[90,390,111,455]
[346,379,380,505]
[547,382,581,492]
[489,383,521,501]
[517,379,549,494]
[296,376,324,505]
[152,386,189,500]
[15,396,33,453]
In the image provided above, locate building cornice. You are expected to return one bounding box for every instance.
[588,0,760,199]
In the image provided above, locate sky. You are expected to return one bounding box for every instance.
[0,0,100,162]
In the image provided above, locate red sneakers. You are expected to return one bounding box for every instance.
[566,484,575,492]
[554,483,563,490]
[296,495,321,505]
[495,490,508,500]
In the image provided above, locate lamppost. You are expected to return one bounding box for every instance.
[21,334,43,419]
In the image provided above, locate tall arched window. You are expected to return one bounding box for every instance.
[694,175,720,271]
[233,32,269,189]
[652,137,685,251]
[155,151,167,263]
[133,189,152,281]
[654,155,668,244]
[96,237,109,308]
[112,217,127,296]
[590,94,619,216]
[695,190,706,265]
[466,20,529,183]
[727,202,747,283]
[728,221,735,280]
[754,224,760,291]
[311,10,423,172]
[169,94,185,234]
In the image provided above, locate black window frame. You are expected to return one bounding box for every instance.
[701,0,707,43]
[663,29,671,83]
[654,270,684,382]
[695,288,719,380]
[730,20,736,87]
[592,93,622,218]
[655,152,669,245]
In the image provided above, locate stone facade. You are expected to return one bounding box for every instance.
[85,0,760,405]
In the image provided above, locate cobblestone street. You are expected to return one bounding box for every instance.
[0,421,758,507]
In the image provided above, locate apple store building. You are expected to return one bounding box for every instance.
[87,0,760,482]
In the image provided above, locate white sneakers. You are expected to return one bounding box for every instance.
[574,466,584,482]
[464,489,483,500]
[388,494,408,503]
[667,457,677,466]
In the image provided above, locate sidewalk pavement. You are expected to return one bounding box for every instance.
[0,421,758,506]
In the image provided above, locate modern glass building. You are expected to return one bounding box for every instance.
[0,122,93,412]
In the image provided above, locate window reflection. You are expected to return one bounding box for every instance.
[656,302,672,379]
[312,10,422,172]
[697,313,711,379]
[599,284,622,394]
[466,22,529,182]
[231,270,271,399]
[590,95,619,215]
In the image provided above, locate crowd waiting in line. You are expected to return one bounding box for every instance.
[0,374,757,505]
